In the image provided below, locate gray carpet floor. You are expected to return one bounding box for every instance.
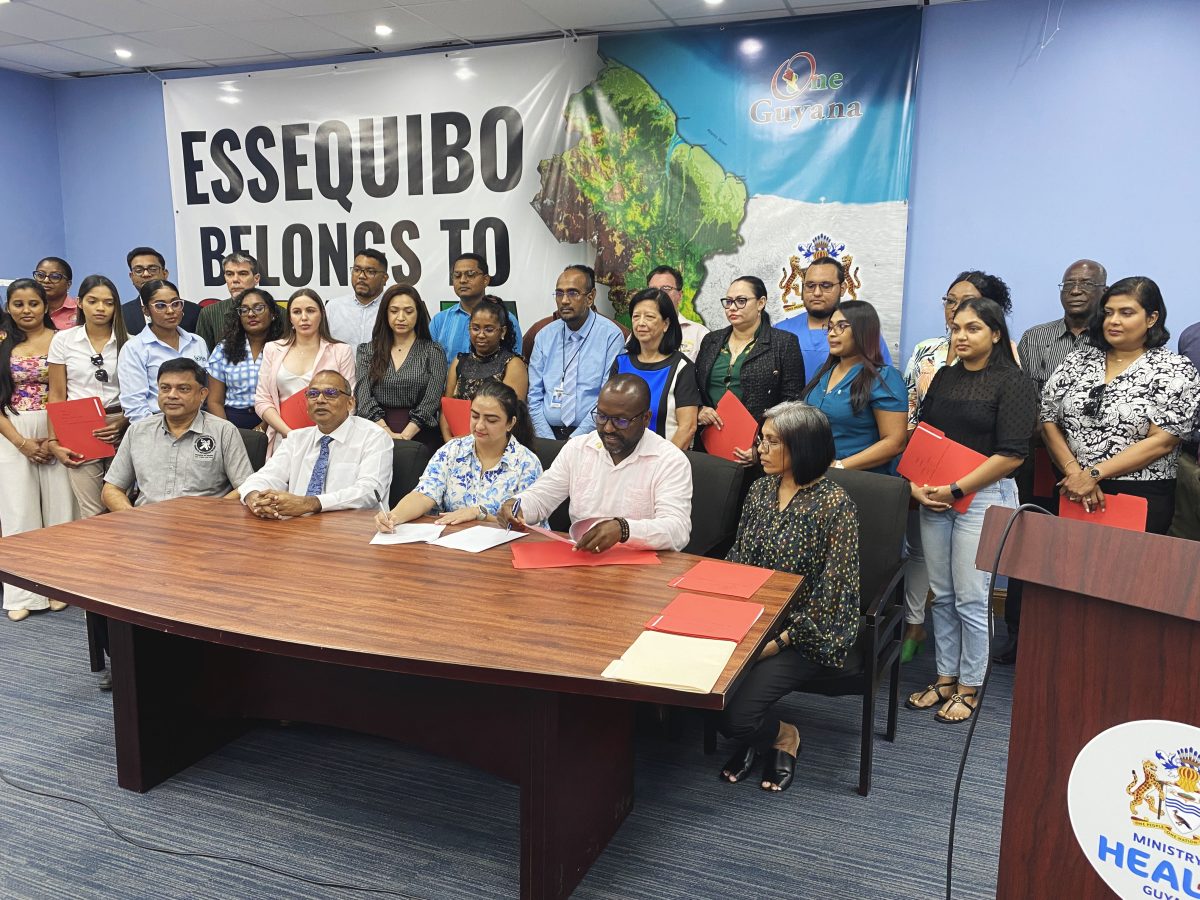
[0,606,1011,899]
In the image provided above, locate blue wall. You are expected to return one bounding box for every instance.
[0,69,65,283]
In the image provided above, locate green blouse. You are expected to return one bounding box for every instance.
[707,325,760,405]
[727,475,860,668]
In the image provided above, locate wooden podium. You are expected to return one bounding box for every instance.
[977,507,1200,898]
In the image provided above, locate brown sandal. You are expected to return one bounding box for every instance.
[906,680,955,710]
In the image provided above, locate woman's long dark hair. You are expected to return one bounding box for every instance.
[474,379,534,449]
[952,297,1019,369]
[221,288,285,364]
[1,279,54,415]
[74,275,130,351]
[367,283,432,384]
[625,288,682,356]
[1087,276,1170,350]
[472,296,517,354]
[802,300,898,413]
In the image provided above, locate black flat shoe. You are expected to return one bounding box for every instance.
[719,746,758,783]
[992,636,1018,665]
[761,749,796,792]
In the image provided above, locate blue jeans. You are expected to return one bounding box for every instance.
[919,479,1018,687]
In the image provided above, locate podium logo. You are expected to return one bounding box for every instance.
[1068,720,1200,899]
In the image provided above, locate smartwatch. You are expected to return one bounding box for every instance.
[949,482,965,500]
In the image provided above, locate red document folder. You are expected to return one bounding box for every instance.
[441,397,471,437]
[667,558,775,599]
[1058,492,1148,532]
[645,593,764,643]
[46,398,114,462]
[279,389,314,430]
[511,541,659,569]
[897,423,988,513]
[700,391,759,462]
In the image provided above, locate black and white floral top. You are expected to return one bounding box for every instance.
[1040,345,1200,481]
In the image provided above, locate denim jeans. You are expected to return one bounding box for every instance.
[919,478,1018,687]
[902,509,928,626]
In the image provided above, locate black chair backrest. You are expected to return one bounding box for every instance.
[390,439,433,507]
[531,437,571,531]
[824,468,909,610]
[682,450,744,556]
[238,428,268,472]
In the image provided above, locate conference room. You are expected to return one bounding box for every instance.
[2,1,1198,898]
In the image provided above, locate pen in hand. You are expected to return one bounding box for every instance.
[507,497,522,532]
[374,490,395,533]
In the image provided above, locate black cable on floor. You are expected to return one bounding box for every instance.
[0,766,427,899]
[945,503,1050,900]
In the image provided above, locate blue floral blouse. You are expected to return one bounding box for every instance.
[414,435,543,515]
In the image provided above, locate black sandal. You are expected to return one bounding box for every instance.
[905,681,955,710]
[761,749,796,792]
[934,691,978,724]
[719,746,758,783]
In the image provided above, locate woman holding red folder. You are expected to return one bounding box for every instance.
[905,297,1036,723]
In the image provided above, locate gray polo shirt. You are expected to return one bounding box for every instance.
[105,410,253,506]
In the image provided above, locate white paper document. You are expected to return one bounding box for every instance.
[601,631,737,694]
[369,524,446,545]
[428,525,527,553]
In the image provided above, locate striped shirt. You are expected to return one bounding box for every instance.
[207,340,265,409]
[1016,318,1091,398]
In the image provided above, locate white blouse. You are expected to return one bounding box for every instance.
[46,325,121,408]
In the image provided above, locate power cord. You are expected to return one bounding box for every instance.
[945,503,1052,900]
[0,766,427,898]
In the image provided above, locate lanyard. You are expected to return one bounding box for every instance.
[560,313,597,385]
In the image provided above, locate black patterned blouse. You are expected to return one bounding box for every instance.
[727,475,860,668]
[354,339,448,430]
[452,348,517,400]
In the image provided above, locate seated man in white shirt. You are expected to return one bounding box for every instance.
[498,374,693,552]
[238,369,393,518]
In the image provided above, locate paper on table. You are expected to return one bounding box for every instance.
[646,593,764,643]
[667,558,775,599]
[369,524,446,545]
[700,391,759,462]
[601,631,737,694]
[511,541,659,569]
[429,525,526,553]
[526,523,574,544]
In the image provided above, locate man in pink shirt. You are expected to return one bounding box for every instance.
[499,374,693,551]
[34,256,78,330]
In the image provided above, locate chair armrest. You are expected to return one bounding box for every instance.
[864,561,905,620]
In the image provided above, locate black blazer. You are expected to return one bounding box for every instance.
[122,298,202,337]
[694,312,806,421]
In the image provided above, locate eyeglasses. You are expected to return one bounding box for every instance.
[553,288,587,300]
[351,266,383,278]
[131,265,163,276]
[1060,280,1104,292]
[721,296,754,309]
[453,269,484,280]
[469,324,500,336]
[90,353,109,384]
[591,407,648,430]
[237,304,269,317]
[942,296,970,309]
[304,387,352,400]
[149,300,184,313]
[803,281,838,293]
[827,321,851,334]
[33,270,67,283]
[756,435,783,451]
[1081,383,1106,418]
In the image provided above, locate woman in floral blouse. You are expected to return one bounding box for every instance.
[718,401,859,793]
[375,380,542,529]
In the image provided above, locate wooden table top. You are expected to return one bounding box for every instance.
[0,497,801,709]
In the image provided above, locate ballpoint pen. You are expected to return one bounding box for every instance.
[507,497,522,532]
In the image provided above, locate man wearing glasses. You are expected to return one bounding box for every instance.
[775,257,891,378]
[648,264,708,361]
[499,374,693,552]
[120,247,202,336]
[430,253,523,364]
[117,281,210,422]
[325,249,390,347]
[194,251,262,351]
[238,370,393,518]
[527,265,626,440]
[102,358,252,511]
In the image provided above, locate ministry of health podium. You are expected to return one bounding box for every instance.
[977,507,1200,898]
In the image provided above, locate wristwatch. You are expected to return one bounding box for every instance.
[774,635,788,652]
[1088,466,1102,479]
[949,482,965,500]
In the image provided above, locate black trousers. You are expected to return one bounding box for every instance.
[718,649,841,750]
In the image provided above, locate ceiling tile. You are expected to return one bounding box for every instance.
[0,29,29,47]
[304,8,455,48]
[404,1,558,39]
[654,0,787,17]
[264,0,395,14]
[128,25,277,60]
[672,8,792,25]
[518,0,667,28]
[50,33,198,68]
[0,57,51,74]
[0,3,107,40]
[138,0,288,26]
[215,16,367,54]
[26,0,195,32]
[0,41,122,71]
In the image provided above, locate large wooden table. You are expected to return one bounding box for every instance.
[0,497,801,899]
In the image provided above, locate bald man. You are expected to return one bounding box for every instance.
[238,369,392,517]
[499,374,693,551]
[1018,258,1108,398]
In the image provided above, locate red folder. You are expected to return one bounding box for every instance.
[442,397,471,437]
[279,389,314,430]
[667,558,775,599]
[511,541,659,569]
[1058,492,1148,532]
[645,593,764,643]
[46,398,114,462]
[897,423,987,513]
[700,391,759,462]
[1033,447,1057,497]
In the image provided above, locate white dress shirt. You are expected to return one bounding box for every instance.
[325,293,383,348]
[238,414,393,512]
[47,325,122,408]
[516,429,693,550]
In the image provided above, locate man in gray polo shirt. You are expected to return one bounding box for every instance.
[102,357,253,511]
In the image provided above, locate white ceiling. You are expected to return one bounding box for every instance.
[0,0,946,79]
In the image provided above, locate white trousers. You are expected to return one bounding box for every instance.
[1,410,78,610]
